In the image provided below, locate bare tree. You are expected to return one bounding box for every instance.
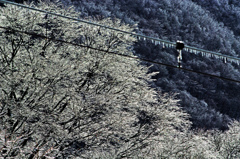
[0,1,189,158]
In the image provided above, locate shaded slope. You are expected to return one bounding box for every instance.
[66,0,240,129]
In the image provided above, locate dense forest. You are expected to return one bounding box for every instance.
[67,0,240,130]
[1,0,240,158]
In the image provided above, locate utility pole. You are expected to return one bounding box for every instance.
[176,41,184,68]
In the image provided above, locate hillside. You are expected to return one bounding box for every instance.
[66,0,240,130]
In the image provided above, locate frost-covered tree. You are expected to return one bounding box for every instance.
[209,121,240,159]
[0,1,196,158]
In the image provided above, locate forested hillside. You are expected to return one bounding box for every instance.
[66,0,240,130]
[1,0,240,158]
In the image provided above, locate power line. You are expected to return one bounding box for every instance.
[1,0,240,65]
[1,26,240,84]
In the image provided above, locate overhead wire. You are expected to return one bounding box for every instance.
[1,25,240,84]
[1,0,240,64]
